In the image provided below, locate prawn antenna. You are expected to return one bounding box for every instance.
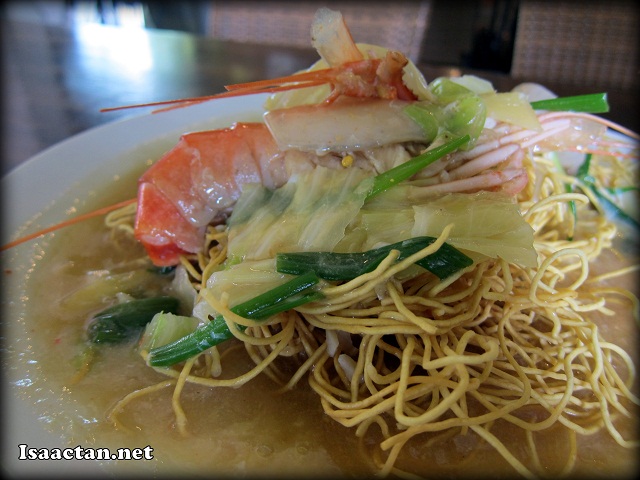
[1,198,137,251]
[99,67,346,114]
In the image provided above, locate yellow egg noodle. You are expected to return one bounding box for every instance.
[104,139,639,478]
[4,8,635,477]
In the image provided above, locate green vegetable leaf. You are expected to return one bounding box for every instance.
[87,296,180,344]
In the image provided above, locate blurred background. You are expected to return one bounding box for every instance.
[1,0,639,173]
[5,0,637,85]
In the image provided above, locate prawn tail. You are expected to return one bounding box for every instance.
[134,182,202,266]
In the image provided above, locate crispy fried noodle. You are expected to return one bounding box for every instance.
[104,129,639,478]
[5,7,637,478]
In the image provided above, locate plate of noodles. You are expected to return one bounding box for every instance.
[1,94,271,478]
[2,8,639,479]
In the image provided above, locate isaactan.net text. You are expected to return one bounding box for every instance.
[18,444,154,461]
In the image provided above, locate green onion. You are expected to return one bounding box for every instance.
[588,187,640,229]
[366,135,470,200]
[276,237,472,281]
[87,296,180,344]
[576,152,593,179]
[605,186,639,194]
[404,80,487,147]
[575,153,639,230]
[147,272,322,367]
[530,93,609,113]
[403,103,439,141]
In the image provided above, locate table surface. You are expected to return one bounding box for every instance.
[2,18,638,176]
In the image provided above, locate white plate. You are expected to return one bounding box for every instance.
[1,95,267,478]
[2,94,637,478]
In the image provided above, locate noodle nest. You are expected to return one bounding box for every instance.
[105,142,639,478]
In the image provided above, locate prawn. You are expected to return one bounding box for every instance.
[100,8,416,115]
[135,123,284,265]
[134,106,637,266]
[2,8,637,264]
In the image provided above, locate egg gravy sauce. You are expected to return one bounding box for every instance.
[8,174,638,478]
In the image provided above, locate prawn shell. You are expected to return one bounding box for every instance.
[134,182,205,266]
[134,123,285,266]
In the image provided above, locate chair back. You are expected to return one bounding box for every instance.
[511,0,639,90]
[207,1,432,63]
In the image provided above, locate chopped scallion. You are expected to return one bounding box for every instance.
[367,135,470,200]
[276,236,472,281]
[530,93,609,113]
[147,272,322,366]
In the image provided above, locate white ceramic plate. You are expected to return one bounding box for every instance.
[1,95,267,478]
[2,94,637,478]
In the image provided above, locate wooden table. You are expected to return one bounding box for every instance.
[2,18,638,176]
[0,19,319,175]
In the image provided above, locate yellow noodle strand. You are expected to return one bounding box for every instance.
[106,140,638,478]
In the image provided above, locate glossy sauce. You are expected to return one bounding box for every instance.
[6,173,639,478]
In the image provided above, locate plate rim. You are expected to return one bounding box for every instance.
[1,94,267,477]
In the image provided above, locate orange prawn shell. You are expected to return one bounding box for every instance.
[134,123,283,266]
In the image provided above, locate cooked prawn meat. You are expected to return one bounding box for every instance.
[135,123,283,265]
[133,102,621,267]
[124,6,635,267]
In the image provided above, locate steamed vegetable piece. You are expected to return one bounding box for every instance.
[342,191,537,267]
[139,312,201,352]
[200,260,295,316]
[147,272,323,367]
[412,193,537,266]
[481,91,542,131]
[228,136,470,261]
[276,236,472,281]
[87,296,180,343]
[62,268,165,309]
[227,165,372,261]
